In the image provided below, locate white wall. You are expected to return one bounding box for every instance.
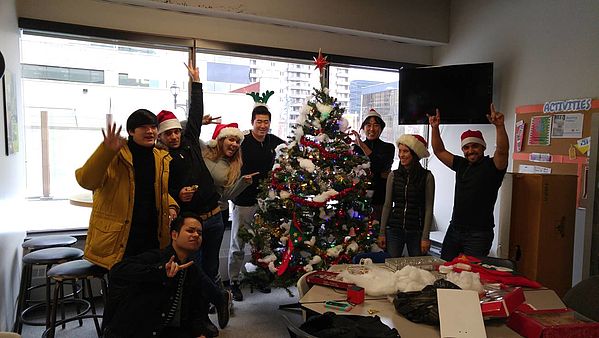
[0,0,26,200]
[429,0,599,260]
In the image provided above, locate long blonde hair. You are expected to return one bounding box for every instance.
[203,137,243,188]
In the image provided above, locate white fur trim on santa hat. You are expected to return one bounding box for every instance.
[461,137,486,148]
[158,119,181,135]
[207,127,244,147]
[397,134,430,159]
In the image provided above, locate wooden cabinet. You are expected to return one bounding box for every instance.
[509,174,577,297]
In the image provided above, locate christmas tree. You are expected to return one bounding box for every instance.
[240,50,378,288]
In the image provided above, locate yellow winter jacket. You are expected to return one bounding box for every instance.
[75,142,178,269]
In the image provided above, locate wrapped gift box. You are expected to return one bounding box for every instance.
[507,307,599,338]
[306,271,355,290]
[480,285,525,318]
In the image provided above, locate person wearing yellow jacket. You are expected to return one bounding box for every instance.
[76,109,178,270]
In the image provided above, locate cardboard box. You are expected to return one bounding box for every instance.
[507,308,599,338]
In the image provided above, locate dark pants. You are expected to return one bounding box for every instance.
[440,226,494,261]
[386,227,422,257]
[192,213,225,283]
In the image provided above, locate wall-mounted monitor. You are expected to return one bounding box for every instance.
[399,62,493,125]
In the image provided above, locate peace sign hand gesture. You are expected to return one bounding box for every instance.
[165,255,194,278]
[102,122,125,152]
[185,62,200,82]
[487,103,504,126]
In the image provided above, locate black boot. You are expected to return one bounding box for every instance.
[230,281,243,301]
[202,316,219,337]
[216,290,232,329]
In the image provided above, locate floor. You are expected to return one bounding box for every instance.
[20,283,298,338]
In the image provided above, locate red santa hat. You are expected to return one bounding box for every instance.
[207,123,244,147]
[397,134,430,159]
[156,110,182,135]
[460,129,486,148]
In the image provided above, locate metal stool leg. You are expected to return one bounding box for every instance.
[72,279,84,327]
[13,262,31,333]
[47,278,63,338]
[84,278,102,336]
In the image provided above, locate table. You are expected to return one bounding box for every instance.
[69,192,93,208]
[300,282,565,337]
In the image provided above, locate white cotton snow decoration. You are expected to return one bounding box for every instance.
[304,236,316,247]
[313,189,338,203]
[280,222,290,231]
[275,143,288,158]
[244,262,258,273]
[326,245,343,258]
[316,133,329,142]
[337,265,436,296]
[280,236,288,244]
[258,254,277,264]
[446,271,484,293]
[309,255,321,265]
[272,163,281,170]
[298,158,316,173]
[268,190,277,199]
[268,262,277,273]
[316,102,333,115]
[346,241,359,253]
[280,190,291,199]
[339,118,350,132]
[304,264,314,272]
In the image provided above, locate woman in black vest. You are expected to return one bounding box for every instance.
[378,134,435,257]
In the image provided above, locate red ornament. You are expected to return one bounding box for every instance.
[313,49,329,73]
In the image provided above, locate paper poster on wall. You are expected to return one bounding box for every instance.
[515,120,525,152]
[551,113,583,138]
[528,115,552,146]
[575,137,591,155]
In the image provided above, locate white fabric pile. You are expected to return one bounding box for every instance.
[338,265,436,296]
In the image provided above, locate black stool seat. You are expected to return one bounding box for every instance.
[23,247,83,265]
[22,235,77,251]
[47,260,108,280]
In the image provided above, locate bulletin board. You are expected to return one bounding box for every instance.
[513,98,599,208]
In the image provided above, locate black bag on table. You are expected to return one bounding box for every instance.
[299,311,401,338]
[392,279,461,325]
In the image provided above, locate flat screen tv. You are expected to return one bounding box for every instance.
[399,62,493,125]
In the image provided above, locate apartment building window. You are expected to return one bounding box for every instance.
[22,64,104,84]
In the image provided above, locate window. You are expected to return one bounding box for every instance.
[21,34,188,199]
[329,66,427,169]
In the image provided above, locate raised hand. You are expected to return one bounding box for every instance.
[165,255,194,278]
[102,122,125,152]
[202,114,222,125]
[242,172,260,184]
[428,109,441,128]
[487,103,504,126]
[185,62,200,82]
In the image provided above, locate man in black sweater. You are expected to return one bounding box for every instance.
[228,105,285,301]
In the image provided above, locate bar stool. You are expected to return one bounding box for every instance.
[14,235,78,333]
[14,247,83,333]
[44,259,108,338]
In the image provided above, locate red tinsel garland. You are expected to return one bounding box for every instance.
[300,136,351,160]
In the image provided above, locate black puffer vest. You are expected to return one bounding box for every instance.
[388,162,429,232]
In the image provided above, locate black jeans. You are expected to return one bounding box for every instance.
[440,226,494,261]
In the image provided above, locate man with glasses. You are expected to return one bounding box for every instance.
[351,109,395,224]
